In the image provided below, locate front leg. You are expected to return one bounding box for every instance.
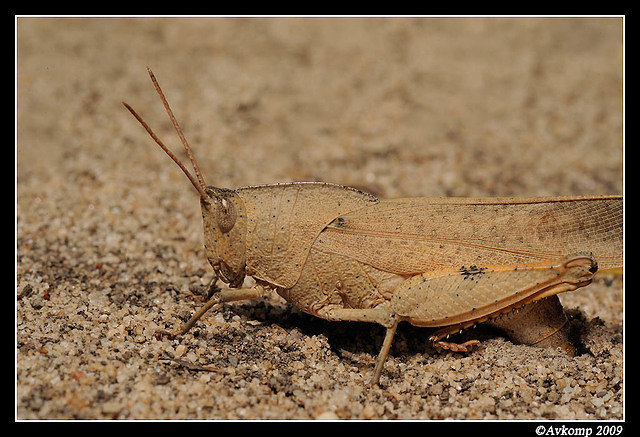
[158,283,268,339]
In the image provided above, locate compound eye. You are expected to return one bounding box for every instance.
[215,197,237,233]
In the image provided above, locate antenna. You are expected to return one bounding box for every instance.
[122,69,209,199]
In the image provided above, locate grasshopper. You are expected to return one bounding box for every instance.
[123,68,623,385]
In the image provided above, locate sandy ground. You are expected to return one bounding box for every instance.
[16,17,623,420]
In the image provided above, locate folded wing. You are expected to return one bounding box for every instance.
[312,195,622,275]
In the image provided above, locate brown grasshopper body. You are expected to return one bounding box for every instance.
[124,68,623,385]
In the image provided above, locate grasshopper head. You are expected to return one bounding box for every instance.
[123,67,247,288]
[200,187,247,288]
